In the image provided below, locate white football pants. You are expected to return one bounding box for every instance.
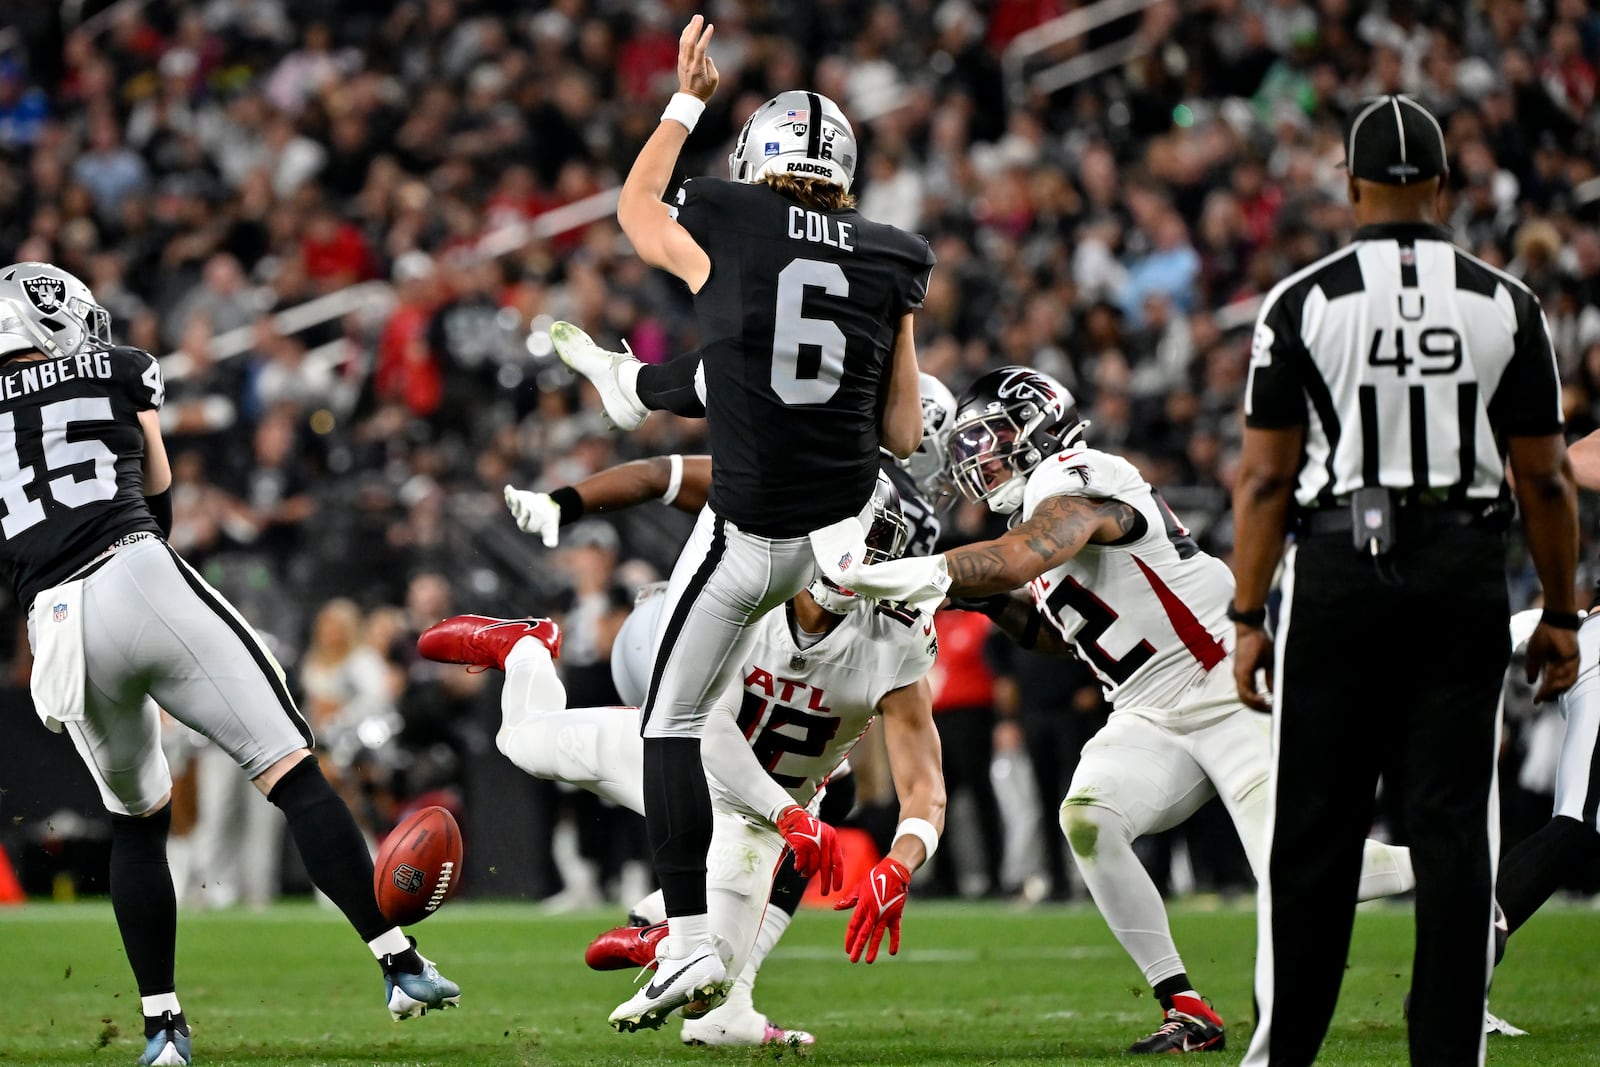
[495,640,787,985]
[1061,690,1414,990]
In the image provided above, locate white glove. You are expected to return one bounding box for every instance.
[503,485,562,547]
[845,555,951,611]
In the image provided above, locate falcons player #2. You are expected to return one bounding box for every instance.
[419,469,944,1043]
[0,263,458,1067]
[552,16,933,1029]
[847,366,1416,1054]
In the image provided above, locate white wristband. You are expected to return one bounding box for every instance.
[662,454,685,505]
[660,92,705,132]
[893,817,940,863]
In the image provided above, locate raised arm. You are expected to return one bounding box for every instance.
[616,16,716,291]
[878,313,922,459]
[504,455,712,546]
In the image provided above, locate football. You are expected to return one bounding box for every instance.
[373,806,463,927]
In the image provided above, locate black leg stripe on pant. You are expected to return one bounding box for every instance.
[164,545,313,747]
[640,515,727,731]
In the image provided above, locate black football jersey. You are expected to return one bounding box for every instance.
[0,346,163,607]
[880,457,941,557]
[672,178,936,537]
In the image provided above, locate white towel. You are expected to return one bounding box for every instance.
[29,578,88,733]
[808,507,869,587]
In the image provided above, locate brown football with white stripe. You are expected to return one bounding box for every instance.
[373,806,463,927]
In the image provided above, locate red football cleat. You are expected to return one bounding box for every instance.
[416,614,562,672]
[585,920,668,971]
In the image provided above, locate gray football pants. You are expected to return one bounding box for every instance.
[640,506,820,739]
[29,537,310,817]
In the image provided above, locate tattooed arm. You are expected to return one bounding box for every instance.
[844,493,1140,608]
[941,494,1140,597]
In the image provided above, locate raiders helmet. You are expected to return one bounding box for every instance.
[900,373,958,497]
[728,90,858,193]
[948,367,1090,515]
[0,262,112,362]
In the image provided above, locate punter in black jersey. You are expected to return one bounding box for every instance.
[556,17,933,1032]
[0,262,458,1065]
[519,351,956,556]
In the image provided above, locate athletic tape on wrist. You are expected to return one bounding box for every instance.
[662,454,684,505]
[893,817,940,863]
[660,93,705,132]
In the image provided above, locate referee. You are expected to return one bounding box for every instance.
[1229,94,1581,1066]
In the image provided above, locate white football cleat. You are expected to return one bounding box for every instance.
[681,1007,816,1047]
[1485,1008,1527,1037]
[551,320,650,431]
[609,937,731,1033]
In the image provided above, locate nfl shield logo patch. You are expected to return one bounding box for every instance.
[1362,507,1384,530]
[393,863,425,895]
[763,141,780,156]
[52,602,68,623]
[23,276,66,313]
[837,551,852,571]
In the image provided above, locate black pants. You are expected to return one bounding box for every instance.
[1250,526,1507,1067]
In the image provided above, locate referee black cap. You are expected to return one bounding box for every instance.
[1343,94,1448,185]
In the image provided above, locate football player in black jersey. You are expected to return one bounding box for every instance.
[521,353,956,556]
[0,263,459,1066]
[557,16,935,1031]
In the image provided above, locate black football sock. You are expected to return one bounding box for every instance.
[109,803,178,999]
[267,756,395,945]
[144,1011,189,1040]
[643,737,713,917]
[1496,815,1600,934]
[768,773,859,916]
[636,356,707,418]
[1153,973,1195,1012]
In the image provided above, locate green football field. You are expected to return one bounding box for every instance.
[3,898,1596,1066]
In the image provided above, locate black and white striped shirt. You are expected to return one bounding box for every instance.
[1244,222,1563,509]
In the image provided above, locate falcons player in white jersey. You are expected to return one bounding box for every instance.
[847,366,1417,1055]
[417,464,943,1045]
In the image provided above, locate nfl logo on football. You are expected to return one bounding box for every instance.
[393,863,426,895]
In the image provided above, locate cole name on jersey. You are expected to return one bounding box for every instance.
[1022,447,1235,712]
[708,597,937,815]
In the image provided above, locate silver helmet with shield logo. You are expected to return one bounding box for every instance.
[0,262,112,361]
[728,90,858,193]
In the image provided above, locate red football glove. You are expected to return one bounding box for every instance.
[776,804,844,896]
[832,857,911,963]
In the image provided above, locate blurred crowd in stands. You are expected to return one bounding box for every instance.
[4,0,1600,907]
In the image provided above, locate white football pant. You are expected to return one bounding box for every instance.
[495,639,787,987]
[1061,671,1414,990]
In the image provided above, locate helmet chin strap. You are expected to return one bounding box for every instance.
[987,475,1027,515]
[808,579,859,616]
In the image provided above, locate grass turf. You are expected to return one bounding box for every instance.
[3,898,1597,1066]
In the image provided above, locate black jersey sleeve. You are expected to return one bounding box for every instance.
[109,346,166,412]
[670,177,731,249]
[899,237,936,314]
[1488,285,1564,437]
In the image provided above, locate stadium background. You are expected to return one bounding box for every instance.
[2,0,1599,926]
